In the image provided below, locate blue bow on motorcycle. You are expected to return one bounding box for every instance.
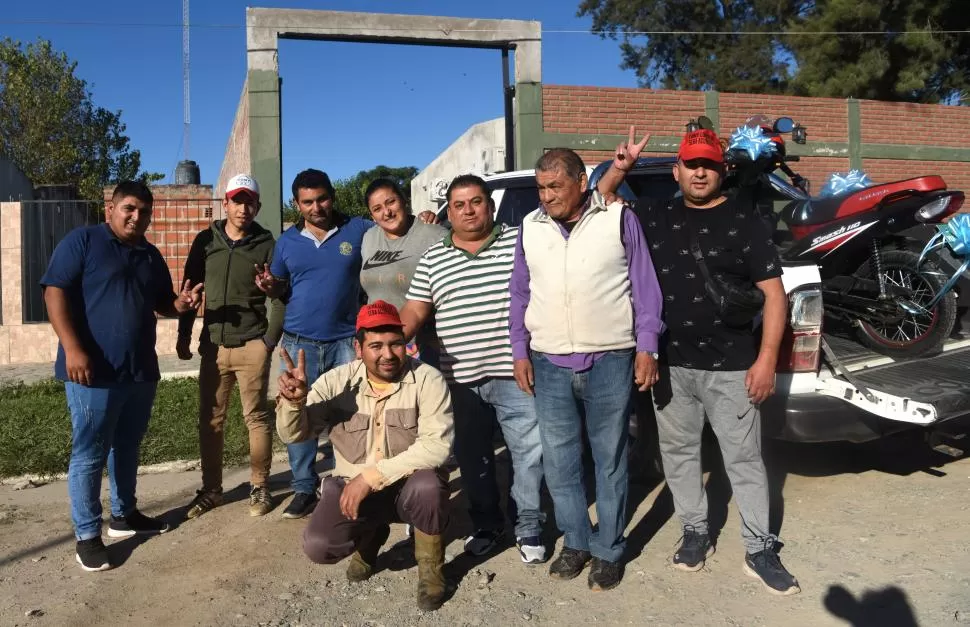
[819,170,875,198]
[728,126,778,161]
[917,213,970,308]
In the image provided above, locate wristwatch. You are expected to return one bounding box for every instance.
[648,352,659,360]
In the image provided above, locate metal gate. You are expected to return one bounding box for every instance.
[20,200,101,323]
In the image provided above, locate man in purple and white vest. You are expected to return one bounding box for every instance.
[510,145,664,592]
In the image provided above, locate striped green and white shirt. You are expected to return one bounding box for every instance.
[406,225,517,384]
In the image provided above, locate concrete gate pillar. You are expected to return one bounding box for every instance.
[243,8,542,235]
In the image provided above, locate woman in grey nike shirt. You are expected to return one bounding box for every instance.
[360,178,447,367]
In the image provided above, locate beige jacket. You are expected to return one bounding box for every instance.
[276,358,454,490]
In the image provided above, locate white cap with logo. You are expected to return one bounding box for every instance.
[226,174,260,199]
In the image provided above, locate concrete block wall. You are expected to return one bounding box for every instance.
[0,199,204,366]
[410,118,506,216]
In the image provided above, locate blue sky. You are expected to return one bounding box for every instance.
[3,1,639,198]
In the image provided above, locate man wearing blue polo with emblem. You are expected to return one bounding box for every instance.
[256,168,372,519]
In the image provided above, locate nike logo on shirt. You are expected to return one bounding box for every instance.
[362,250,411,270]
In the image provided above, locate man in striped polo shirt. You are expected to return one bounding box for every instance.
[400,174,547,565]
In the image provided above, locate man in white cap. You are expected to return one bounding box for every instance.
[177,174,284,519]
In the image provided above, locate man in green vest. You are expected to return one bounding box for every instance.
[177,174,283,519]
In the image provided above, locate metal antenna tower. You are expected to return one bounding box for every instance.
[182,0,190,160]
[174,0,200,185]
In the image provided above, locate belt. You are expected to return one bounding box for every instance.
[282,331,346,345]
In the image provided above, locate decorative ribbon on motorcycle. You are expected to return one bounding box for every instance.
[819,170,875,198]
[728,126,778,161]
[917,213,970,308]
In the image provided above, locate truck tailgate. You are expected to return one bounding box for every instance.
[849,345,970,421]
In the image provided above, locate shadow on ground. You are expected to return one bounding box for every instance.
[824,584,919,627]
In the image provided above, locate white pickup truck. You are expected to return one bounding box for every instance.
[436,159,970,447]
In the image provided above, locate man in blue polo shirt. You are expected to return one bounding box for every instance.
[256,168,372,519]
[41,181,203,572]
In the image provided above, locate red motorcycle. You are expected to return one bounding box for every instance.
[696,114,966,358]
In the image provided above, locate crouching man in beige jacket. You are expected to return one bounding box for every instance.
[276,300,454,611]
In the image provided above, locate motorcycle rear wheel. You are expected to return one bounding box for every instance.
[854,249,957,358]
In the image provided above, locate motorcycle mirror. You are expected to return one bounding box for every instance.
[792,124,808,144]
[774,117,795,133]
[698,116,715,131]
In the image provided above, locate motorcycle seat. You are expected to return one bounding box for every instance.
[783,176,947,227]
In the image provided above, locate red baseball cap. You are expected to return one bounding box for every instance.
[356,300,404,332]
[678,129,724,164]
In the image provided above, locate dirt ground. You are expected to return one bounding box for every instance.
[1,428,969,627]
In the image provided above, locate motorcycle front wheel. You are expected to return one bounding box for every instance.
[854,249,957,359]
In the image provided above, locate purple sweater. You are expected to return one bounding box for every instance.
[509,202,664,372]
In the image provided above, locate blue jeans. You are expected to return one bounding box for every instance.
[279,333,356,495]
[531,350,634,562]
[449,378,544,538]
[65,381,158,541]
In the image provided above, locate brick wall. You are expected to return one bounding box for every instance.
[104,184,216,292]
[542,85,970,194]
[216,79,251,215]
[543,85,705,137]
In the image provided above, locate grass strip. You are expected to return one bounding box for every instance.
[0,378,260,479]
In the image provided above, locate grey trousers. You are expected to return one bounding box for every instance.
[653,366,774,554]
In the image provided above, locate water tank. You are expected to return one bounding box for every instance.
[175,160,201,185]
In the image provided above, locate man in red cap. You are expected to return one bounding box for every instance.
[178,173,284,520]
[276,300,454,611]
[626,129,799,595]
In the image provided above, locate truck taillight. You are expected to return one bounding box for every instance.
[779,287,823,373]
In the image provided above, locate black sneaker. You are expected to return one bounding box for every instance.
[281,492,318,519]
[463,528,504,556]
[107,510,171,538]
[672,525,715,572]
[75,537,111,572]
[548,547,592,580]
[588,557,624,591]
[744,543,801,596]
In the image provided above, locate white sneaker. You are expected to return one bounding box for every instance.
[516,536,547,564]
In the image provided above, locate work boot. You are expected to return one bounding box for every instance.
[413,529,446,611]
[345,524,391,583]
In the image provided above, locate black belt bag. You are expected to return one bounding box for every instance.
[680,204,765,328]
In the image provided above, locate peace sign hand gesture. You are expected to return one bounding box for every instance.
[254,263,278,294]
[278,347,308,403]
[175,279,204,313]
[613,125,651,173]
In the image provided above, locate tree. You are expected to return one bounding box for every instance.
[334,165,420,218]
[283,165,420,223]
[578,0,804,93]
[0,38,162,201]
[578,0,969,103]
[787,0,970,103]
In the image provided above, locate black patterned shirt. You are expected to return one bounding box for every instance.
[636,195,782,371]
